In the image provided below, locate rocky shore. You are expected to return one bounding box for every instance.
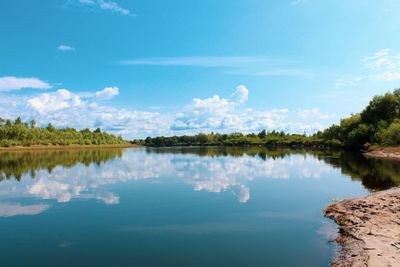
[324,188,400,266]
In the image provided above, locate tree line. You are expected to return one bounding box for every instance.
[141,131,329,147]
[322,88,400,148]
[142,89,400,149]
[0,117,126,147]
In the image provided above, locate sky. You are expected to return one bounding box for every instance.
[1,0,400,139]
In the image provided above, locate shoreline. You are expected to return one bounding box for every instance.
[0,143,140,152]
[363,146,400,160]
[324,187,400,266]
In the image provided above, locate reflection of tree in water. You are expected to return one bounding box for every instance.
[0,149,124,182]
[1,147,399,191]
[147,146,326,159]
[149,147,400,191]
[319,152,400,190]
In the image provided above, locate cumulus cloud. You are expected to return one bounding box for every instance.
[0,149,335,206]
[16,88,170,137]
[76,0,132,15]
[95,87,119,100]
[230,85,248,104]
[0,84,335,138]
[57,45,75,51]
[0,203,49,217]
[171,85,294,133]
[0,76,52,91]
[96,192,120,204]
[28,89,84,114]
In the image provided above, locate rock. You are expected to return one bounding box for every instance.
[324,187,400,266]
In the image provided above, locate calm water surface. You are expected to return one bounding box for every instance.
[0,147,399,266]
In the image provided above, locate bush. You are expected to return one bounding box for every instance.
[326,139,341,146]
[344,123,372,148]
[378,120,400,146]
[1,140,10,147]
[22,141,32,147]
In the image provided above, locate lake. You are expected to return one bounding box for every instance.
[0,147,399,266]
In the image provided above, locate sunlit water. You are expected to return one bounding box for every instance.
[0,147,399,266]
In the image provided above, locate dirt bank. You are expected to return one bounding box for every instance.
[324,188,400,266]
[363,146,400,160]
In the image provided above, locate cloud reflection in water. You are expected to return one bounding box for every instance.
[0,148,335,208]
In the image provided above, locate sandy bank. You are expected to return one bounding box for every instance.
[364,146,400,160]
[324,188,400,266]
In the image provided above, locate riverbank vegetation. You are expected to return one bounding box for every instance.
[0,118,127,147]
[143,89,400,149]
[323,89,400,148]
[142,131,331,148]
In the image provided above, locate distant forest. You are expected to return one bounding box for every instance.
[0,118,125,147]
[143,89,400,149]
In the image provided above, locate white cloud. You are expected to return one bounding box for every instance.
[0,150,335,206]
[297,108,336,120]
[120,56,274,67]
[333,78,357,88]
[27,89,84,114]
[95,86,119,100]
[248,69,314,78]
[171,86,296,133]
[97,0,130,15]
[0,203,49,217]
[371,71,400,81]
[76,0,132,15]
[333,49,400,87]
[120,56,313,78]
[57,45,75,51]
[13,88,171,138]
[96,192,119,204]
[0,76,52,91]
[1,85,335,138]
[364,49,400,81]
[230,85,248,104]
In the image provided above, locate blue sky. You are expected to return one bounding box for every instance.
[1,0,400,138]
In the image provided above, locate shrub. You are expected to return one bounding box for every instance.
[378,120,400,146]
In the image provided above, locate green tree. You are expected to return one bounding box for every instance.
[30,119,36,128]
[14,117,22,125]
[47,123,56,132]
[361,93,400,126]
[258,129,266,139]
